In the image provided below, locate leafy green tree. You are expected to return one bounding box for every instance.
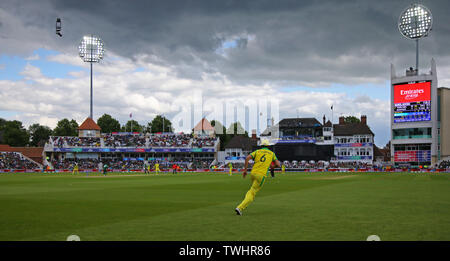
[144,122,152,133]
[0,120,29,146]
[149,115,172,133]
[69,119,79,133]
[28,123,52,147]
[0,118,6,143]
[121,120,144,133]
[97,114,121,133]
[210,120,248,150]
[210,120,225,135]
[227,122,248,136]
[344,116,361,124]
[53,119,79,136]
[211,120,228,150]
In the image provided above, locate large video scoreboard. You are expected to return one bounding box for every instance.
[394,150,431,162]
[393,81,431,123]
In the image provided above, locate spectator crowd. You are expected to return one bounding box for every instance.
[192,136,216,148]
[48,134,217,148]
[50,157,214,171]
[147,134,191,147]
[438,160,450,169]
[103,134,146,147]
[0,152,40,170]
[280,160,373,169]
[50,136,101,148]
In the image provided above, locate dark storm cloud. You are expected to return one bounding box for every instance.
[1,0,450,86]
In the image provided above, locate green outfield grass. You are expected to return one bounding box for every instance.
[0,171,449,241]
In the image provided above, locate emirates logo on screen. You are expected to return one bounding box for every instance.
[401,89,424,100]
[394,82,430,104]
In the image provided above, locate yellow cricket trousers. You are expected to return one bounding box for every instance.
[237,173,266,211]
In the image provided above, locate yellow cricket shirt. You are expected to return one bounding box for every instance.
[250,147,278,176]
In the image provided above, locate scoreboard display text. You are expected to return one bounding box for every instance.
[394,82,431,123]
[394,150,431,162]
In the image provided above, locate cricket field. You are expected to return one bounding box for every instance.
[0,171,449,241]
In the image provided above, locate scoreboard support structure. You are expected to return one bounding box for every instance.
[390,59,438,167]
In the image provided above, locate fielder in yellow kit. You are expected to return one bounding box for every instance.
[72,162,79,175]
[154,163,160,174]
[235,140,280,215]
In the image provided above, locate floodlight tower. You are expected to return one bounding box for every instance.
[391,3,438,167]
[78,35,105,119]
[398,3,433,74]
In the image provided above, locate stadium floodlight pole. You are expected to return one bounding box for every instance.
[398,3,433,74]
[78,34,105,119]
[90,60,93,119]
[416,39,419,71]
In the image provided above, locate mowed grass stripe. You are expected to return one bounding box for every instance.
[0,174,238,240]
[259,178,450,241]
[19,174,357,241]
[0,172,449,240]
[0,173,346,240]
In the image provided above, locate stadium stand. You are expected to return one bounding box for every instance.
[0,144,43,169]
[48,133,219,149]
[49,136,101,148]
[0,151,40,170]
[192,136,216,148]
[147,133,191,147]
[50,157,213,172]
[281,160,372,170]
[438,160,450,169]
[44,126,219,171]
[103,133,147,147]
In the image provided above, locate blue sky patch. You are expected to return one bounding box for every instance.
[215,39,239,56]
[281,82,390,101]
[134,67,146,73]
[29,49,87,79]
[0,110,20,120]
[0,55,27,81]
[0,48,87,81]
[222,39,238,49]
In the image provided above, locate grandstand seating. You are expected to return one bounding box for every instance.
[281,160,373,169]
[50,136,101,148]
[43,133,218,171]
[48,133,217,148]
[438,160,450,169]
[51,157,213,171]
[147,134,191,147]
[0,152,40,170]
[103,133,146,147]
[192,136,216,148]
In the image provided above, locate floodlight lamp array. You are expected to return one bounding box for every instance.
[78,35,105,62]
[398,4,432,40]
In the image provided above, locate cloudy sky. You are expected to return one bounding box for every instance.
[1,0,450,147]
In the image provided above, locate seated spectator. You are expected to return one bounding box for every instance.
[192,136,216,148]
[0,152,40,170]
[102,133,147,148]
